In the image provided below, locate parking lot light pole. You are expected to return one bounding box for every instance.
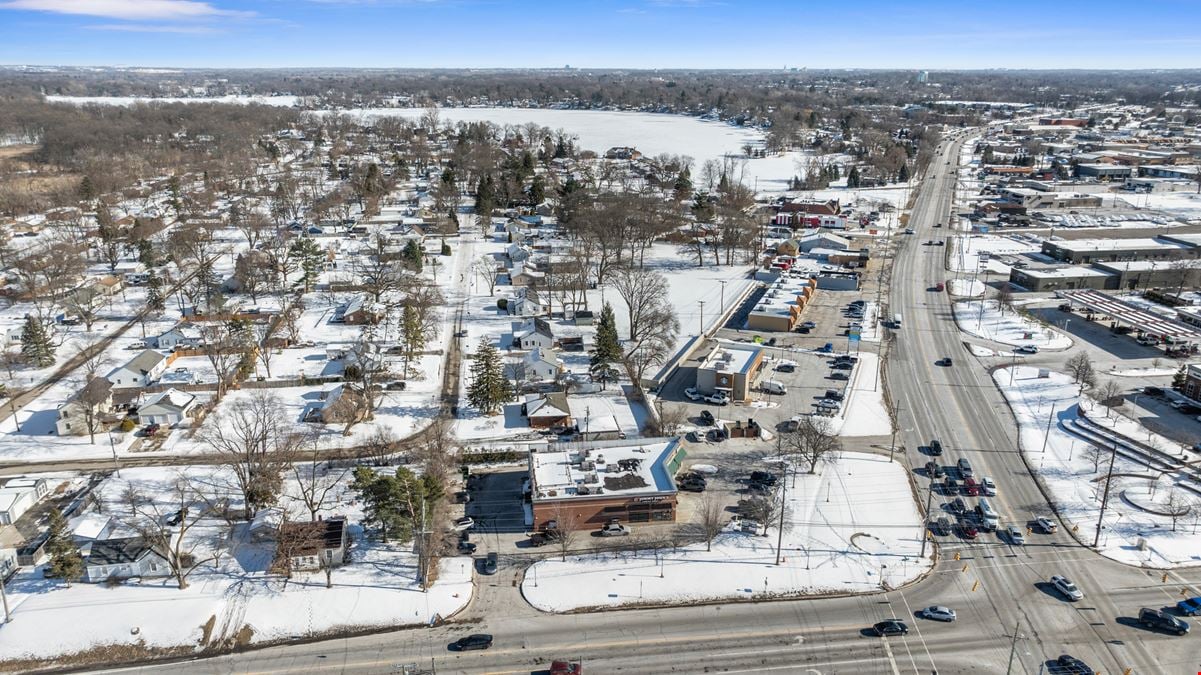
[698,300,706,336]
[719,280,727,313]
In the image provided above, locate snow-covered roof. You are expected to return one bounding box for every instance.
[138,388,196,412]
[529,438,680,501]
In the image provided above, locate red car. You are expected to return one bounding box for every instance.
[550,661,583,675]
[961,523,978,539]
[962,477,980,496]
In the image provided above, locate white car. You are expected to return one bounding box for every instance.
[1050,575,1083,601]
[683,387,703,401]
[980,476,997,496]
[921,606,957,622]
[1015,345,1039,354]
[704,392,730,406]
[452,517,475,532]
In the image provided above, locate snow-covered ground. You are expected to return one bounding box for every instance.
[994,366,1201,568]
[948,279,986,298]
[837,352,892,437]
[0,465,473,663]
[953,299,1072,350]
[522,451,930,611]
[1114,191,1201,222]
[948,234,1043,275]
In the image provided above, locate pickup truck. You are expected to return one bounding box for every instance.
[1177,596,1201,616]
[549,661,583,675]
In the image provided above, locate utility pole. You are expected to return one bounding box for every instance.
[719,280,727,313]
[774,478,787,566]
[1,571,10,623]
[1093,438,1119,548]
[919,479,934,559]
[1040,402,1057,454]
[698,300,706,336]
[1005,618,1023,675]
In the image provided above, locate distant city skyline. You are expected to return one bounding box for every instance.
[0,0,1199,70]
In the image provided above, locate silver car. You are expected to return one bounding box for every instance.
[1005,525,1025,546]
[921,606,957,622]
[1050,575,1083,601]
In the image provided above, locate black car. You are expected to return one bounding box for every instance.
[1138,607,1190,635]
[873,619,908,637]
[925,460,943,477]
[943,477,959,494]
[929,439,944,456]
[480,552,498,576]
[831,361,854,370]
[457,540,477,555]
[453,634,494,651]
[950,497,966,513]
[824,389,845,401]
[677,477,707,492]
[1053,654,1093,674]
[699,410,716,426]
[749,471,778,486]
[1143,386,1164,397]
[933,516,952,536]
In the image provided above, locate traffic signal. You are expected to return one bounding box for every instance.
[954,551,961,561]
[1162,573,1169,583]
[971,580,979,592]
[962,564,969,573]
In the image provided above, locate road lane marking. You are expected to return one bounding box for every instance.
[880,637,903,675]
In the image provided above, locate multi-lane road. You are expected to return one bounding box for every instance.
[103,135,1201,675]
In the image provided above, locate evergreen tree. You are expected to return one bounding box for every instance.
[20,315,55,367]
[402,239,424,272]
[897,163,911,182]
[78,175,95,203]
[290,237,324,292]
[46,508,83,586]
[589,303,623,388]
[146,272,166,312]
[468,343,512,415]
[399,303,424,375]
[847,166,861,188]
[1172,365,1187,391]
[350,466,430,543]
[136,237,157,267]
[673,169,693,202]
[529,175,546,205]
[475,173,496,218]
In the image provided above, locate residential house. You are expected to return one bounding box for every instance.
[55,376,115,436]
[507,347,564,383]
[0,477,49,526]
[521,392,573,429]
[106,349,170,388]
[155,323,204,351]
[308,384,367,424]
[511,318,555,350]
[82,537,172,583]
[135,388,197,427]
[339,295,385,326]
[508,264,544,287]
[273,517,349,573]
[508,288,548,317]
[506,242,533,263]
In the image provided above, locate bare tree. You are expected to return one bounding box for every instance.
[652,400,688,436]
[1082,444,1106,474]
[200,323,248,402]
[121,478,225,590]
[254,319,283,379]
[609,264,670,342]
[1164,490,1193,533]
[288,441,350,522]
[783,416,842,474]
[1065,353,1096,391]
[698,490,726,552]
[1096,380,1124,418]
[995,283,1015,316]
[473,255,502,297]
[199,391,300,520]
[547,502,581,562]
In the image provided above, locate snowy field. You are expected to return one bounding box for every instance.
[1115,191,1201,222]
[0,465,473,664]
[948,279,986,298]
[994,366,1201,568]
[953,299,1072,350]
[522,451,930,612]
[836,352,892,438]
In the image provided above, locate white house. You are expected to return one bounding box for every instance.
[82,538,172,583]
[507,347,564,383]
[511,318,555,351]
[107,349,170,388]
[0,477,49,526]
[506,242,533,263]
[135,388,197,427]
[508,288,548,317]
[55,376,115,436]
[155,324,204,351]
[275,517,349,572]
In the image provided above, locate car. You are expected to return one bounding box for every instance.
[872,619,909,637]
[831,361,854,370]
[824,389,845,402]
[775,362,796,373]
[942,476,958,495]
[800,321,816,330]
[1015,345,1039,354]
[454,329,468,338]
[704,392,730,406]
[165,509,184,526]
[1036,516,1058,534]
[817,398,842,409]
[1054,654,1093,674]
[480,552,498,575]
[1143,386,1164,397]
[957,458,973,478]
[454,491,471,504]
[1138,607,1189,635]
[529,529,563,547]
[1175,596,1201,616]
[457,540,477,554]
[683,387,703,401]
[960,522,979,539]
[980,476,997,496]
[453,517,475,532]
[929,439,944,456]
[962,477,980,496]
[1005,525,1025,545]
[125,341,147,350]
[1050,575,1083,601]
[829,371,849,380]
[766,337,777,347]
[817,343,835,353]
[921,606,957,622]
[849,300,867,307]
[933,516,952,536]
[677,477,707,492]
[549,661,583,675]
[707,428,728,442]
[699,409,716,426]
[950,497,966,513]
[143,423,161,436]
[599,521,630,537]
[452,634,493,651]
[750,471,777,486]
[903,227,915,234]
[924,460,943,477]
[937,357,953,367]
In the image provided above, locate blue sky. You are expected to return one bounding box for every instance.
[0,0,1198,69]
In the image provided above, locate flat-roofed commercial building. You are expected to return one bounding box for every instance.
[696,343,764,403]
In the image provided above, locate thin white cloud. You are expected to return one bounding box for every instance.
[88,22,218,34]
[0,0,252,20]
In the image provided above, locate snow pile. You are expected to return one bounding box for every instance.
[953,299,1071,350]
[948,279,985,298]
[994,366,1201,568]
[522,452,930,612]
